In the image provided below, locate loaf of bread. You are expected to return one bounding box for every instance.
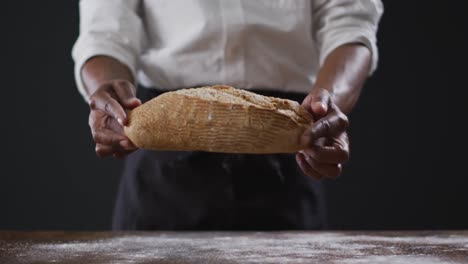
[124,85,312,153]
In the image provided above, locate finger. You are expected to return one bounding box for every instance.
[309,111,349,140]
[300,111,349,148]
[296,152,322,180]
[113,81,142,109]
[302,153,342,178]
[303,134,349,164]
[113,149,135,159]
[119,139,138,151]
[114,148,136,158]
[96,143,136,158]
[92,128,127,146]
[90,95,127,126]
[95,144,114,158]
[302,145,349,164]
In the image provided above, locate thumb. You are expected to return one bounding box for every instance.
[310,88,330,119]
[124,98,142,109]
[113,80,141,108]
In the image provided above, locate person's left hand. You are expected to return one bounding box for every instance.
[296,88,350,180]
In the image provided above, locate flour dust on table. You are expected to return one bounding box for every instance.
[0,231,467,264]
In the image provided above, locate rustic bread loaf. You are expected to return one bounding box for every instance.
[124,85,312,153]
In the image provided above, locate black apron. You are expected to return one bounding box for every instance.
[112,87,326,230]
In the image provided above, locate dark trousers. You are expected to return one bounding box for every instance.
[112,87,327,230]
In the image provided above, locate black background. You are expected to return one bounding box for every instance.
[2,1,467,230]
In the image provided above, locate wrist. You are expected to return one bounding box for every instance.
[82,56,135,96]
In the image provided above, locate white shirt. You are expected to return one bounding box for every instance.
[72,0,383,101]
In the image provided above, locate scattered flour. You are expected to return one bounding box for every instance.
[5,232,467,264]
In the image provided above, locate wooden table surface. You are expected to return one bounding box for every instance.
[0,231,467,264]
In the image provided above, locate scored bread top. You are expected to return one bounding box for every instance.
[174,85,312,125]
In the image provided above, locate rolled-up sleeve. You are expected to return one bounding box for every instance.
[312,0,384,75]
[71,0,145,101]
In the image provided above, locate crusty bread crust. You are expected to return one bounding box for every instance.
[124,85,312,153]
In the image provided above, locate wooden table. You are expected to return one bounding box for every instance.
[0,231,467,263]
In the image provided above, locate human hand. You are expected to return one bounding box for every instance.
[296,88,350,179]
[88,80,141,158]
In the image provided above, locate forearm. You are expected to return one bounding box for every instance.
[314,43,372,114]
[81,56,135,97]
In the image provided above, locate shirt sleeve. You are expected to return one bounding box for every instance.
[311,0,384,75]
[71,0,145,101]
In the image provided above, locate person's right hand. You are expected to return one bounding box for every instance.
[88,79,141,158]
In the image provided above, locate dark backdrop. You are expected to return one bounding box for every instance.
[2,1,467,230]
